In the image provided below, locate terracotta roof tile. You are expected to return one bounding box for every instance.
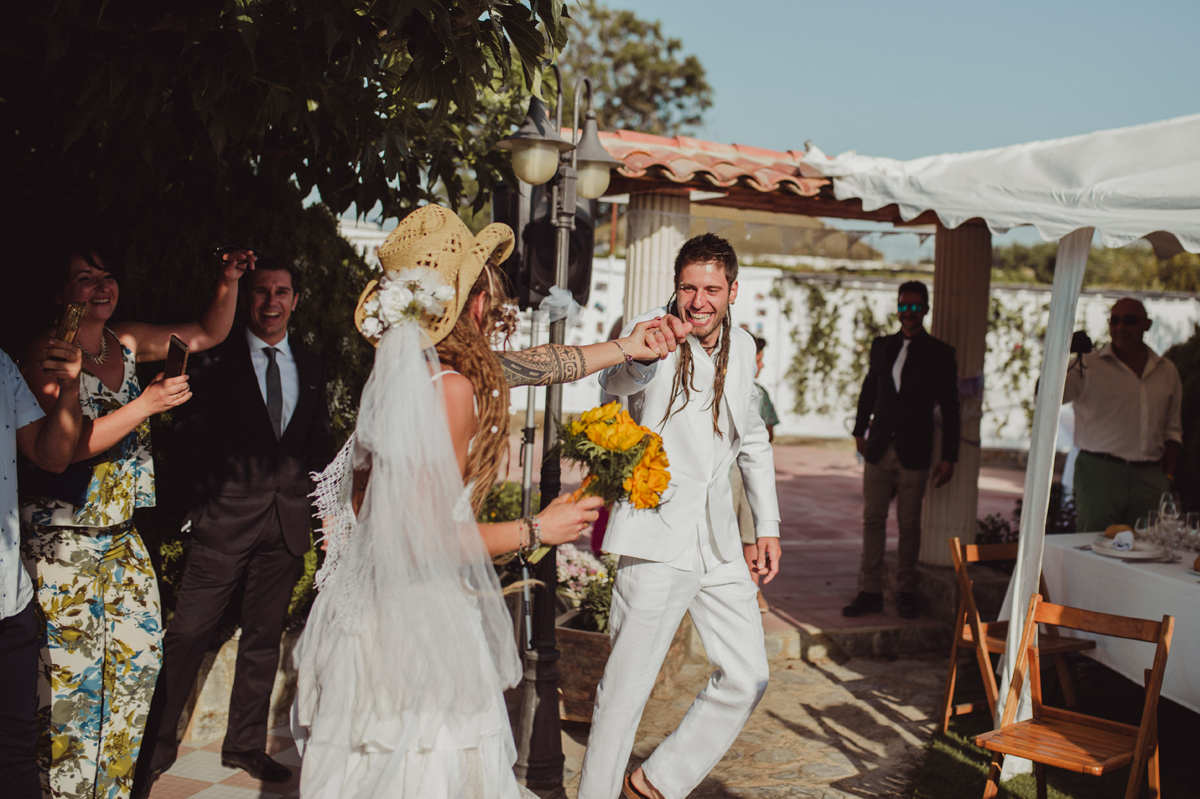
[597,130,829,196]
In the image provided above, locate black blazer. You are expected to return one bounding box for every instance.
[173,330,335,556]
[853,330,960,470]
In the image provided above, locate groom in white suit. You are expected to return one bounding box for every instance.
[579,234,783,799]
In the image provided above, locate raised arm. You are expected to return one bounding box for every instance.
[22,333,191,462]
[13,342,83,473]
[500,316,691,387]
[113,250,253,362]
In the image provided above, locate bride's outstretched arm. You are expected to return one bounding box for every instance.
[499,316,691,387]
[477,495,604,556]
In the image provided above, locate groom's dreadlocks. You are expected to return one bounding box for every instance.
[662,234,738,439]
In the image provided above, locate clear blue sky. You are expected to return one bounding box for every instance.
[626,0,1198,160]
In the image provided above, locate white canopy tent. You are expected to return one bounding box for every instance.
[802,113,1200,779]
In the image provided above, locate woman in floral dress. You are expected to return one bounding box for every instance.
[19,246,250,799]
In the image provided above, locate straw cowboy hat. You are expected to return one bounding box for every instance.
[354,204,515,346]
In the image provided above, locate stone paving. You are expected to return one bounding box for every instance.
[560,654,944,799]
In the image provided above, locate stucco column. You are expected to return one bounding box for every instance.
[920,221,992,567]
[622,191,690,319]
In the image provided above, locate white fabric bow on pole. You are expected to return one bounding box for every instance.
[540,285,583,328]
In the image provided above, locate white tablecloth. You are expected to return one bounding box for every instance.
[1041,532,1200,715]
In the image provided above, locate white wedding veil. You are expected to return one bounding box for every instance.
[293,320,521,796]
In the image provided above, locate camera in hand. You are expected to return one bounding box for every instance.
[1070,330,1093,355]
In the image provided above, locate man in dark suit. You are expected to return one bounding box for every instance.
[134,261,334,792]
[844,280,959,620]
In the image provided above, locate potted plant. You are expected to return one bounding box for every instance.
[554,544,691,721]
[555,544,617,722]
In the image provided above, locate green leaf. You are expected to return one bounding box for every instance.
[498,3,545,92]
[536,0,568,51]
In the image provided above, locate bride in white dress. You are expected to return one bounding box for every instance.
[291,205,602,799]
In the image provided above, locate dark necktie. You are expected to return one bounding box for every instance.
[265,347,282,440]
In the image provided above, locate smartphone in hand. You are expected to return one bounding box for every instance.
[164,335,190,378]
[56,303,87,344]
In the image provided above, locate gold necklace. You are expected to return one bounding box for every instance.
[79,329,110,365]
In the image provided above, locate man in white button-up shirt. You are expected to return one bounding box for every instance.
[1063,298,1182,532]
[1,342,82,799]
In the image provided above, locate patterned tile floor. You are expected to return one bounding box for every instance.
[148,729,301,799]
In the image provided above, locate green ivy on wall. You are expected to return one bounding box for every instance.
[786,283,842,415]
[781,281,1098,439]
[983,293,1048,437]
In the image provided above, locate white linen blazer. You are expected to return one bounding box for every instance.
[598,307,781,564]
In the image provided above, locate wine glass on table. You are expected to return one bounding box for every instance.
[1186,512,1200,551]
[1134,516,1149,543]
[1160,491,1180,522]
[1147,511,1160,545]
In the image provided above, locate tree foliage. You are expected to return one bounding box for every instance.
[554,0,711,137]
[0,0,568,220]
[992,242,1200,291]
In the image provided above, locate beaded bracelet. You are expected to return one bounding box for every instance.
[521,515,542,553]
[612,339,634,366]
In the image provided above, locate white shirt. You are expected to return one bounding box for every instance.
[1063,343,1183,463]
[246,329,299,434]
[893,337,911,392]
[1,350,45,619]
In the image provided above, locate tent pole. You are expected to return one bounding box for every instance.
[995,226,1092,777]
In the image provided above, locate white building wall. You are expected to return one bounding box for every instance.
[510,257,1200,450]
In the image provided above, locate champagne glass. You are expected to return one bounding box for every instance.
[1160,492,1180,521]
[1162,517,1182,562]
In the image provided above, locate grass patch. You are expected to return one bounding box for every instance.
[910,656,1197,798]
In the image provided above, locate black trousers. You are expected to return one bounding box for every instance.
[137,512,302,773]
[0,597,42,799]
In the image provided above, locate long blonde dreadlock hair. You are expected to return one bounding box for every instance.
[661,233,739,438]
[435,264,518,515]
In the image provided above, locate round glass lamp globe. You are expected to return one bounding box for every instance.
[510,141,561,185]
[576,161,613,200]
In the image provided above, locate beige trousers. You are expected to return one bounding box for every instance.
[860,444,929,594]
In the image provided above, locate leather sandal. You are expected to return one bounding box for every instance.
[623,773,653,799]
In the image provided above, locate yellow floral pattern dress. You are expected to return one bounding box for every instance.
[20,336,162,799]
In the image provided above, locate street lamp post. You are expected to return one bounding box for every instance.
[495,72,620,796]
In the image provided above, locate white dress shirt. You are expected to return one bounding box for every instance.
[892,337,912,392]
[1063,343,1183,463]
[247,329,299,434]
[1,350,44,619]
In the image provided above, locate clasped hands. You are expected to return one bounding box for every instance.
[614,314,693,363]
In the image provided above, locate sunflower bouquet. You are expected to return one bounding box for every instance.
[562,401,671,509]
[524,402,670,565]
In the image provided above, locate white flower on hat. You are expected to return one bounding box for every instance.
[359,316,383,338]
[379,284,414,324]
[361,266,454,337]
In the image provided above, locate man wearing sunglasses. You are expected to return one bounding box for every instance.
[1063,298,1182,533]
[845,281,960,619]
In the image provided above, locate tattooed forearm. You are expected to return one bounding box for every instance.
[500,344,588,387]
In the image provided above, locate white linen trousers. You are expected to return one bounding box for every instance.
[577,544,769,799]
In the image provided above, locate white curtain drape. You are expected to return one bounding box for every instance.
[993,226,1093,777]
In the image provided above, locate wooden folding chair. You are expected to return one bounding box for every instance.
[975,594,1173,799]
[939,537,1095,733]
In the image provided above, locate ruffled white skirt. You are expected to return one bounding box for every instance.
[292,591,535,799]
